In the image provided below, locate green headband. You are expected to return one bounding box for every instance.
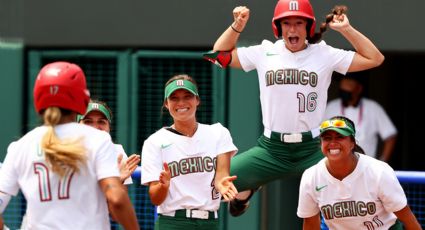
[76,102,112,123]
[164,79,199,99]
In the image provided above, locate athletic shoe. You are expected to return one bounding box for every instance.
[229,198,250,217]
[228,187,262,217]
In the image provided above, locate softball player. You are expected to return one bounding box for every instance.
[0,62,138,229]
[204,0,385,217]
[297,116,421,229]
[141,74,238,230]
[78,100,140,185]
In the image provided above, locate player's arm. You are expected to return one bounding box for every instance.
[0,215,3,230]
[210,6,250,69]
[393,205,422,230]
[329,14,384,72]
[148,162,171,206]
[214,151,238,201]
[302,213,321,230]
[99,177,139,230]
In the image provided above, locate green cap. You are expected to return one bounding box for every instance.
[164,79,198,99]
[76,102,112,123]
[319,118,356,137]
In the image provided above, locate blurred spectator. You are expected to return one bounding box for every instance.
[325,72,397,162]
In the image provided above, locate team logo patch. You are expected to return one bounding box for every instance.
[161,143,173,149]
[289,0,299,11]
[315,184,327,192]
[266,52,279,56]
[46,68,61,77]
[176,80,184,86]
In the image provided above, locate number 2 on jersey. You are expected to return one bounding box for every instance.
[34,162,74,202]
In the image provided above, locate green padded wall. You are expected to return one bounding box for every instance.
[0,41,23,162]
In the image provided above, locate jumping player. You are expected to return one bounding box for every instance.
[141,74,238,230]
[297,116,421,229]
[77,100,141,185]
[204,0,385,218]
[0,62,138,229]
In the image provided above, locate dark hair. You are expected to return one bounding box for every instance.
[308,5,348,44]
[341,71,368,86]
[326,115,366,155]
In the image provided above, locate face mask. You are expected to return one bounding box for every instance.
[339,90,353,106]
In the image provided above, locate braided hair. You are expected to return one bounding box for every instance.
[308,5,348,44]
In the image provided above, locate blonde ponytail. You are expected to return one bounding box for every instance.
[41,107,87,177]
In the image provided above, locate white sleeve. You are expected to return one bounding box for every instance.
[94,133,120,181]
[214,123,238,157]
[297,168,320,218]
[378,163,407,212]
[0,142,20,196]
[322,42,355,75]
[237,44,264,72]
[141,137,163,185]
[372,102,397,139]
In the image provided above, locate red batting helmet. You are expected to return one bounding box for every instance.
[33,61,90,115]
[272,0,316,39]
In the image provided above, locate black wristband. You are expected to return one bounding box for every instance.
[230,24,242,33]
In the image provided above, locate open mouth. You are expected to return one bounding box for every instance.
[288,36,299,45]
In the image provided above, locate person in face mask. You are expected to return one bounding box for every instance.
[325,72,397,162]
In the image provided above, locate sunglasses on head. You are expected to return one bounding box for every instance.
[320,119,349,130]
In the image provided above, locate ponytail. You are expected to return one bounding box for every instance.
[41,107,87,177]
[308,5,348,44]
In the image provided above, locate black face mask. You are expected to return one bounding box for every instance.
[339,90,353,106]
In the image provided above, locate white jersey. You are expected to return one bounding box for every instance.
[325,98,397,158]
[141,123,237,215]
[297,154,406,230]
[0,123,119,230]
[237,40,355,133]
[114,144,133,185]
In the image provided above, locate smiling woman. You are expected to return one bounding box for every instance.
[297,116,421,230]
[140,74,239,230]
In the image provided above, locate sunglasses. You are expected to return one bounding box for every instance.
[320,119,350,130]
